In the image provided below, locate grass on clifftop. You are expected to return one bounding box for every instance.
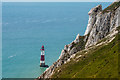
[51,31,120,78]
[102,1,120,13]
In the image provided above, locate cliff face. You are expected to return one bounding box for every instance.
[37,2,120,79]
[85,4,120,48]
[84,5,102,36]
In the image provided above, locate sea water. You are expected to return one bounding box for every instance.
[2,2,111,78]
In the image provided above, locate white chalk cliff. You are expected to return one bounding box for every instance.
[85,4,120,48]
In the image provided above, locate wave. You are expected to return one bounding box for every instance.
[41,19,57,23]
[8,54,16,59]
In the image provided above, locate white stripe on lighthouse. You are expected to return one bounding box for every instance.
[40,61,45,63]
[41,51,45,55]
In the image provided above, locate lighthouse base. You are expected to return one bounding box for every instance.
[40,65,49,68]
[40,63,49,67]
[40,65,49,67]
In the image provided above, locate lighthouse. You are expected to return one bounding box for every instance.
[40,45,45,67]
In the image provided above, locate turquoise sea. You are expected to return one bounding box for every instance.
[2,2,111,78]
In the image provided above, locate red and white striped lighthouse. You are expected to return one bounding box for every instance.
[40,45,45,67]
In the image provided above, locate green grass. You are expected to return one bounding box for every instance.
[96,37,107,45]
[51,32,120,78]
[117,26,120,32]
[70,36,85,51]
[74,36,85,51]
[102,2,120,14]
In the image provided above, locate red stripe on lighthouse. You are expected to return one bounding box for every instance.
[41,55,45,61]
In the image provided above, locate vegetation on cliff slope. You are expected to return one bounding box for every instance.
[51,27,120,78]
[102,1,120,13]
[72,36,86,51]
